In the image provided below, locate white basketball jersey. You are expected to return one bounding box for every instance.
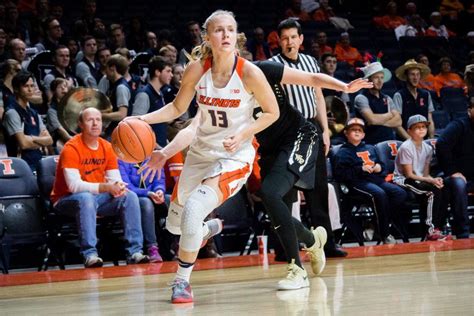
[191,56,256,163]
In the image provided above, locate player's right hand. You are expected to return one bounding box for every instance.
[138,150,167,182]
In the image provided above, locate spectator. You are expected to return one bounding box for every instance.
[425,11,456,39]
[416,54,437,92]
[309,40,321,61]
[246,27,272,61]
[77,0,97,35]
[393,59,435,140]
[109,24,126,52]
[76,36,101,88]
[118,158,165,262]
[315,31,333,54]
[434,57,465,95]
[43,45,78,101]
[0,28,7,62]
[354,62,401,144]
[393,114,450,240]
[102,54,132,139]
[126,16,146,52]
[266,29,280,54]
[65,38,80,63]
[404,2,427,29]
[178,21,202,65]
[145,31,158,55]
[3,71,53,171]
[0,59,21,111]
[132,56,173,148]
[115,47,143,93]
[50,107,149,267]
[312,0,334,23]
[284,0,311,22]
[334,32,362,66]
[395,14,427,39]
[96,46,111,77]
[35,18,63,52]
[163,63,197,140]
[373,1,406,29]
[320,53,350,104]
[436,102,474,239]
[9,38,31,70]
[439,0,464,21]
[333,118,407,244]
[46,78,72,152]
[158,45,178,64]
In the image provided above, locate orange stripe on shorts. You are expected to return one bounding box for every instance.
[218,164,251,201]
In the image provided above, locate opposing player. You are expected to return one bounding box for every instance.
[134,10,279,303]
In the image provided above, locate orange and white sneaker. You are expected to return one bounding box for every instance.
[304,226,327,275]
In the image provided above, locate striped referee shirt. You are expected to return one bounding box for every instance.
[269,53,320,119]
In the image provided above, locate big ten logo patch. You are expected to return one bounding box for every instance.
[356,151,375,167]
[0,159,15,175]
[230,88,240,94]
[387,142,399,157]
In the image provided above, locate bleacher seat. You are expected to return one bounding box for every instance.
[439,87,468,117]
[0,158,48,274]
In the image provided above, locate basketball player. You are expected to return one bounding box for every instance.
[139,58,371,293]
[134,10,279,304]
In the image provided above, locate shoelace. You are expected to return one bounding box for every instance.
[285,264,299,280]
[168,279,188,290]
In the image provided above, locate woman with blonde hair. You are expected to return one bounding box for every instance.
[136,10,279,303]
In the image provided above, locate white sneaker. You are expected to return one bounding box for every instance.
[127,252,150,264]
[304,226,327,275]
[84,254,103,268]
[277,260,310,290]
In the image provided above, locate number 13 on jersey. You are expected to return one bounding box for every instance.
[208,109,228,127]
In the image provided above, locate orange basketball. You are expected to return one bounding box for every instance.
[111,119,156,163]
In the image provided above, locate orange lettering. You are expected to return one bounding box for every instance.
[387,142,399,157]
[356,151,375,167]
[0,159,15,175]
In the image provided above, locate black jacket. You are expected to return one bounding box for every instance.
[436,116,474,178]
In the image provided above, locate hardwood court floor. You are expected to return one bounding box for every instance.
[1,239,474,315]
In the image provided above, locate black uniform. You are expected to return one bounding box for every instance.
[252,60,318,267]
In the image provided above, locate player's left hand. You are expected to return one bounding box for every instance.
[223,134,243,153]
[345,78,373,94]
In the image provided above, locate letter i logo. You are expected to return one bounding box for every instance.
[0,159,15,175]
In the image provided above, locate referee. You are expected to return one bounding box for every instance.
[270,18,347,257]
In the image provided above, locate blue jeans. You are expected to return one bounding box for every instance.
[55,191,144,258]
[138,197,157,248]
[444,177,472,238]
[353,181,408,238]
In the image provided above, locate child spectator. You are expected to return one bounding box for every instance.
[333,118,408,244]
[393,114,450,240]
[118,159,165,262]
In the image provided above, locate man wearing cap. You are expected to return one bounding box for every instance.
[393,59,435,140]
[436,102,474,239]
[393,114,449,240]
[435,57,465,96]
[354,62,402,144]
[333,117,407,244]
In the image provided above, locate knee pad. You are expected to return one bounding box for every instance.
[166,202,184,235]
[179,185,219,251]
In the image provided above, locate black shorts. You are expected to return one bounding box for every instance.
[260,121,319,191]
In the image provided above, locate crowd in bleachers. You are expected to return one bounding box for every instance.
[0,0,473,271]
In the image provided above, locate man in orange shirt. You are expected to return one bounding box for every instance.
[51,107,149,267]
[334,32,362,66]
[315,31,333,54]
